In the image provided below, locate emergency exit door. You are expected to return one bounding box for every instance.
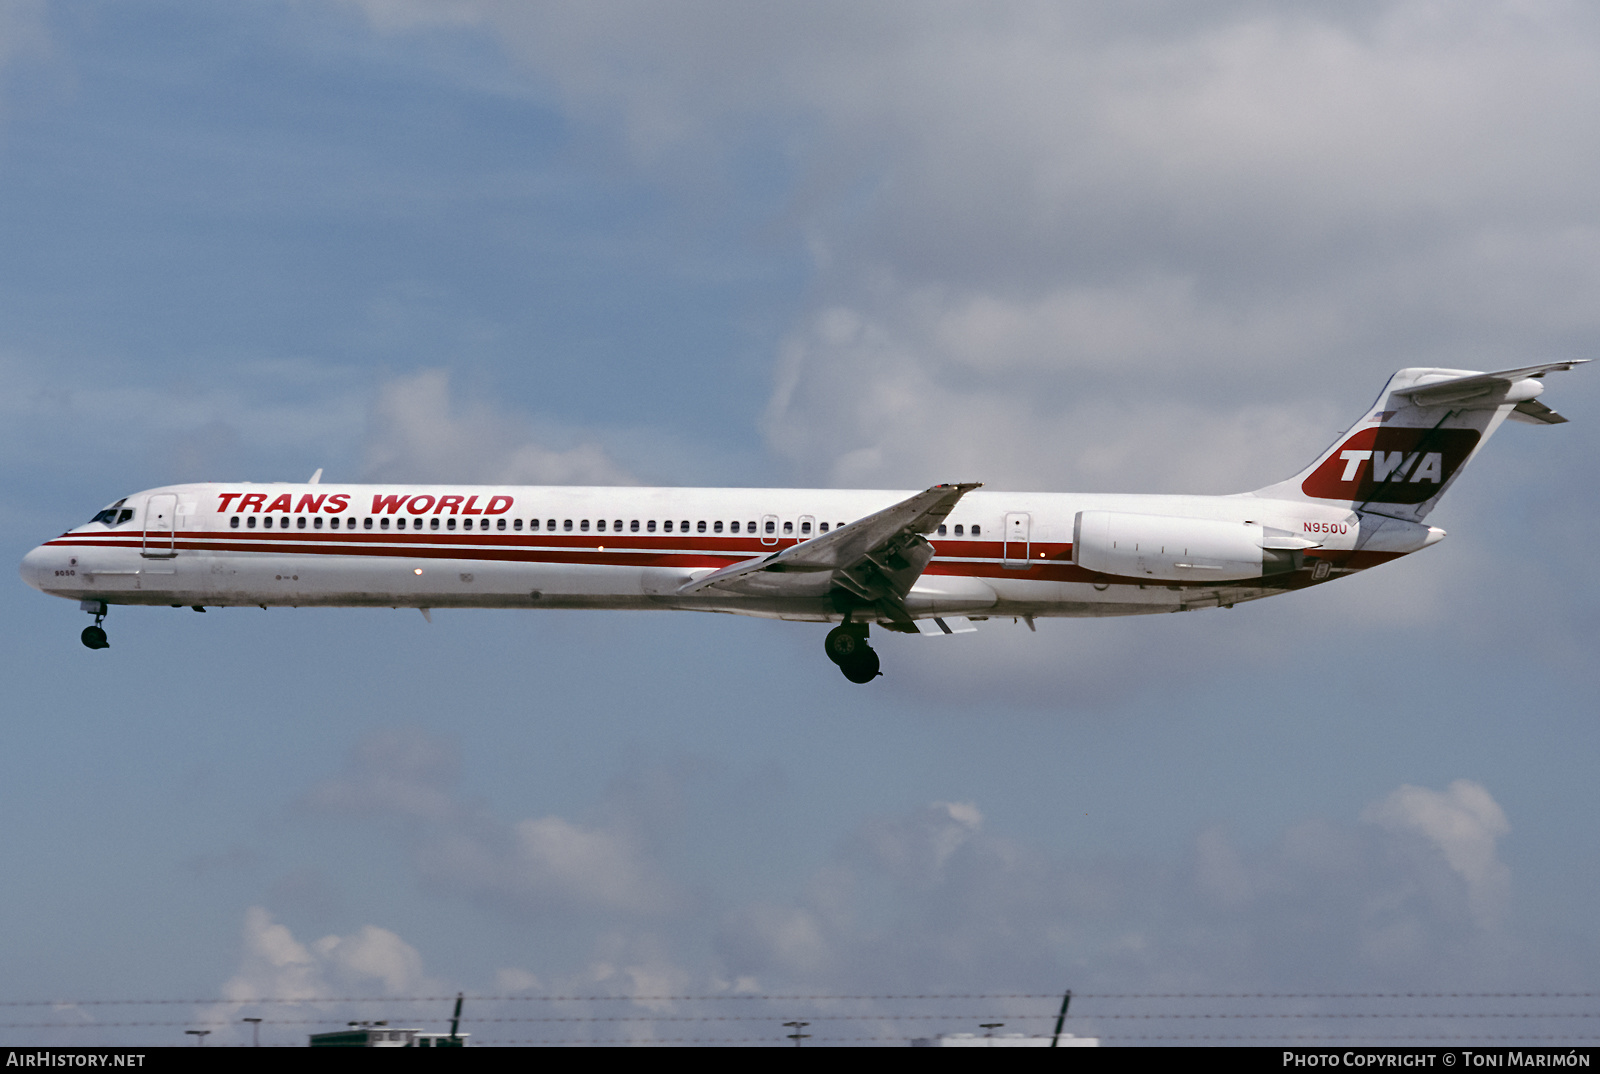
[1003,512,1030,568]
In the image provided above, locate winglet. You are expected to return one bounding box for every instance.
[308,468,323,485]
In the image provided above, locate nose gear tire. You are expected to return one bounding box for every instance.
[838,646,880,683]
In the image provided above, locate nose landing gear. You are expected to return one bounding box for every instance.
[80,601,109,650]
[824,623,880,683]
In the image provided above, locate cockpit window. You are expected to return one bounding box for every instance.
[89,500,134,526]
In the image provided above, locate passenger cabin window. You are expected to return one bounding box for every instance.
[820,522,829,533]
[380,517,391,530]
[697,520,706,533]
[783,521,793,535]
[314,517,323,530]
[513,518,522,531]
[765,520,776,534]
[613,519,622,531]
[247,516,257,528]
[297,517,306,529]
[681,520,689,532]
[596,519,606,532]
[971,524,981,536]
[631,520,640,532]
[230,516,240,528]
[938,524,947,535]
[801,521,811,535]
[580,520,590,532]
[954,524,963,535]
[647,520,656,532]
[664,520,673,533]
[563,519,573,532]
[547,519,556,530]
[748,521,757,533]
[430,517,440,530]
[713,521,723,533]
[447,518,457,530]
[529,518,540,531]
[364,518,374,530]
[730,521,740,533]
[497,518,506,530]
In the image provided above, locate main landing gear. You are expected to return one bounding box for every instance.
[825,623,880,684]
[80,600,109,650]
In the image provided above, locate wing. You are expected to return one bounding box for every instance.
[677,483,982,623]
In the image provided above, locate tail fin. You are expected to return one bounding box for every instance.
[1252,361,1587,521]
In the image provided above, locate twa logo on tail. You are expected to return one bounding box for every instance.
[1301,427,1481,504]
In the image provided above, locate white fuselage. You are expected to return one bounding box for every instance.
[20,482,1413,622]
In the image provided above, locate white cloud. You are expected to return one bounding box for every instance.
[330,3,1600,691]
[219,907,437,1002]
[337,2,1600,511]
[312,924,431,996]
[1363,779,1512,928]
[363,369,635,485]
[198,908,441,1045]
[221,906,327,1004]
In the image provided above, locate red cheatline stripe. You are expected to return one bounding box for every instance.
[46,532,1049,567]
[40,532,1394,586]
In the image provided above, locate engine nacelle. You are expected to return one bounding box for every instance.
[1073,511,1303,582]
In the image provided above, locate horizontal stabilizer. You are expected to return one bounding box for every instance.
[1390,360,1589,409]
[1508,399,1569,425]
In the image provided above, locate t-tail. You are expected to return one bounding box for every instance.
[1253,361,1588,526]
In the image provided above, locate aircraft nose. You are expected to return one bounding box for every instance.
[19,543,59,593]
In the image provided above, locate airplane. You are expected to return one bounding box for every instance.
[19,362,1586,683]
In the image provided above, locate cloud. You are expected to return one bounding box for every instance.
[194,908,441,1046]
[714,781,1548,995]
[218,907,432,1003]
[1362,779,1512,929]
[302,728,681,917]
[362,369,636,485]
[336,4,1600,691]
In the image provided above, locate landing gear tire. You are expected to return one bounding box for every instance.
[81,625,109,650]
[838,646,880,684]
[824,625,867,665]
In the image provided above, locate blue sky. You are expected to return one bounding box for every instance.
[4,0,1600,1047]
